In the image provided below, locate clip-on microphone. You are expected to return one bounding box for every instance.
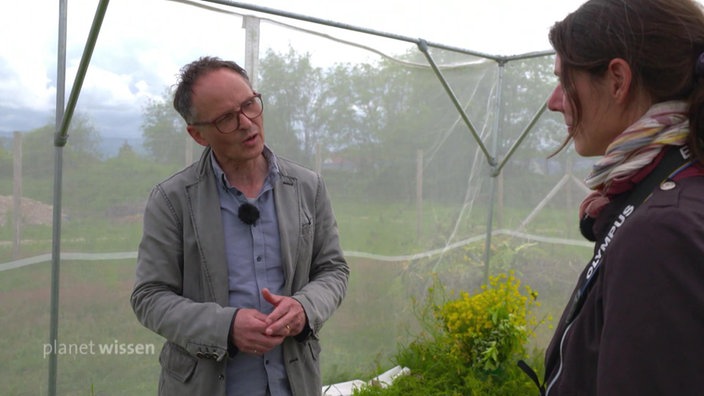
[238,203,260,225]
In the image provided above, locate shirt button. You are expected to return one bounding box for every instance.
[257,256,262,262]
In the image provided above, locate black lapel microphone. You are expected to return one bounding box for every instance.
[238,203,260,225]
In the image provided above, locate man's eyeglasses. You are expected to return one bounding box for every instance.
[190,93,263,134]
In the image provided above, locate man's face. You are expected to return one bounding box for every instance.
[186,68,265,165]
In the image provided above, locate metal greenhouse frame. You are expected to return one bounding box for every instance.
[47,0,555,394]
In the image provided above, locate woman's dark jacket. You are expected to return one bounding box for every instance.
[543,166,704,395]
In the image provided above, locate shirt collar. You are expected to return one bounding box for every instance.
[210,145,280,191]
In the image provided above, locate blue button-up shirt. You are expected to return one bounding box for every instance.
[211,147,292,396]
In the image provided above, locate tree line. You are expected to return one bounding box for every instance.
[1,47,563,218]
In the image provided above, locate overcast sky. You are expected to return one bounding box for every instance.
[0,0,598,149]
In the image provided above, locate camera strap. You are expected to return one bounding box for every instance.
[564,145,692,326]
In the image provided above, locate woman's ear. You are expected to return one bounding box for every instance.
[606,58,633,104]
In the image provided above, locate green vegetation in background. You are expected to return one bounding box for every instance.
[0,46,590,394]
[353,272,546,396]
[0,260,161,396]
[0,47,579,263]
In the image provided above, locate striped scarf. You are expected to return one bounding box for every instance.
[579,100,690,219]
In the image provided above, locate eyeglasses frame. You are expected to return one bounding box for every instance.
[189,92,263,134]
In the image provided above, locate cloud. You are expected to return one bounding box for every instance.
[0,58,55,112]
[0,0,617,149]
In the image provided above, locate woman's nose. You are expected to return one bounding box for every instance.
[547,84,564,113]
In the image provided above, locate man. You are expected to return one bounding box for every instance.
[131,56,349,396]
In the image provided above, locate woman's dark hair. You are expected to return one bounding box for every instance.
[549,0,704,159]
[172,56,250,124]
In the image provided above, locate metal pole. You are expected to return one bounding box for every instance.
[242,15,261,87]
[48,1,110,395]
[416,149,423,242]
[54,0,110,147]
[12,132,22,259]
[493,99,549,176]
[177,0,554,62]
[47,1,68,392]
[482,62,506,285]
[416,39,497,167]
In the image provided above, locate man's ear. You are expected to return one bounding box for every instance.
[606,58,633,104]
[187,125,209,147]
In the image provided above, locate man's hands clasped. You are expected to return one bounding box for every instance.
[231,288,306,356]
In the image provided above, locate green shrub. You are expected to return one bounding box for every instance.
[354,272,545,396]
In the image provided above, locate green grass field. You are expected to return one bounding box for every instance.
[0,257,424,394]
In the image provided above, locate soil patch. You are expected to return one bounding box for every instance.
[0,195,55,226]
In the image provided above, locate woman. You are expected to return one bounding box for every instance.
[540,0,704,394]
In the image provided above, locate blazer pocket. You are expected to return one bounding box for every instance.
[159,342,198,383]
[297,213,314,267]
[301,211,312,236]
[307,339,321,362]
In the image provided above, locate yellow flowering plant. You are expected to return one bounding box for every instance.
[354,271,546,395]
[436,272,539,372]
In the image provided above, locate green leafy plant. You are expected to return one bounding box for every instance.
[438,272,537,371]
[354,272,546,396]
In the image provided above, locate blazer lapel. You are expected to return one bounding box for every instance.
[274,173,299,294]
[186,159,230,306]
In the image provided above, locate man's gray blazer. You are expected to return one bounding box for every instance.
[131,147,349,395]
